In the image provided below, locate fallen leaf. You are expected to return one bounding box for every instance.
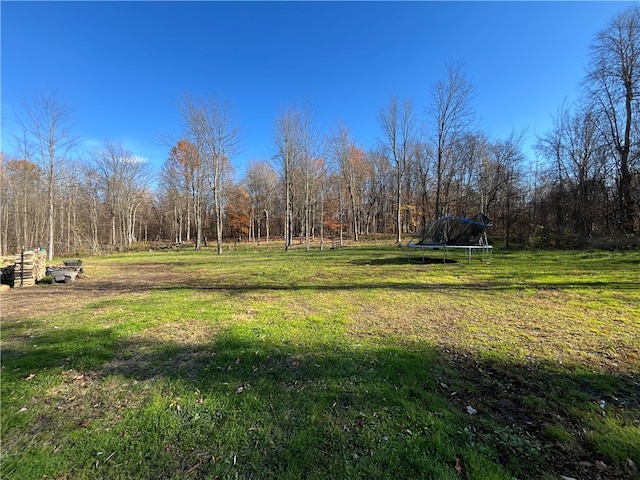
[595,460,607,471]
[455,457,464,474]
[466,405,477,415]
[18,407,27,413]
[80,420,90,428]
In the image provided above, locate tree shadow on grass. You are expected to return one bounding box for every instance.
[51,271,640,301]
[2,323,638,480]
[353,256,460,266]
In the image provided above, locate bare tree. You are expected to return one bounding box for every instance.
[298,100,322,251]
[488,131,526,248]
[16,90,78,260]
[0,153,7,256]
[328,121,368,241]
[164,139,204,247]
[2,156,44,253]
[536,102,608,237]
[427,63,476,219]
[412,140,434,230]
[80,165,102,252]
[159,149,187,243]
[363,148,394,235]
[90,141,151,251]
[585,6,640,234]
[273,107,301,250]
[378,96,416,243]
[245,161,278,243]
[180,95,241,254]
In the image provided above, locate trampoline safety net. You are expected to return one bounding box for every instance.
[414,213,493,246]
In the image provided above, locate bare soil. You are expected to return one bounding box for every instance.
[1,263,175,322]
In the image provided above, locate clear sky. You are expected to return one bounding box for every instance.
[1,1,634,179]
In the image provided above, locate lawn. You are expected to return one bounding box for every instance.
[1,241,639,479]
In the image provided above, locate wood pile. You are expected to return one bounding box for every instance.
[14,249,47,287]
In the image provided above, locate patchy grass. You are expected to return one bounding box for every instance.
[1,242,639,479]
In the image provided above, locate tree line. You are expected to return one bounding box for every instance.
[2,7,639,257]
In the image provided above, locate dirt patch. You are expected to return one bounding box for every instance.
[1,262,186,322]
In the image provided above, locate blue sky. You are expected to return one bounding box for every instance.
[1,1,634,179]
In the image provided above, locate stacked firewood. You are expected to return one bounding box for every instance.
[14,249,47,287]
[34,250,48,282]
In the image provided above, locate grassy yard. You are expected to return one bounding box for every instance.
[1,241,639,479]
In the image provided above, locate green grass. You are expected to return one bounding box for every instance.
[1,242,639,479]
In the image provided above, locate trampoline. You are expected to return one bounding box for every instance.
[406,214,493,264]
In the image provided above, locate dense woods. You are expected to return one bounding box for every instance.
[2,8,639,256]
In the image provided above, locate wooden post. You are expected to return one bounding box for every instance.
[20,247,24,288]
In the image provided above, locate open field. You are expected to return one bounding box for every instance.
[1,242,639,479]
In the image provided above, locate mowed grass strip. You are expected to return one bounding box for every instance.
[1,244,638,479]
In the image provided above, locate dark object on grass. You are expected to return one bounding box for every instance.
[46,267,80,284]
[45,259,84,284]
[1,264,15,287]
